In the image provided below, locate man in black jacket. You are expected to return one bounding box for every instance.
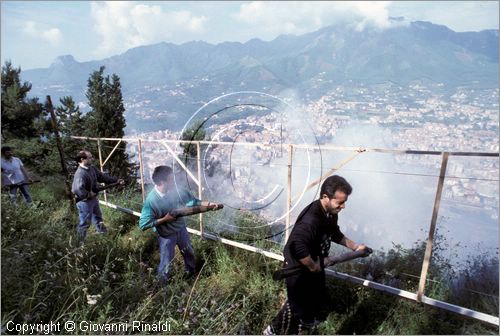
[265,175,367,334]
[71,150,123,243]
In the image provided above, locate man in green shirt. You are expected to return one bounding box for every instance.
[139,165,221,283]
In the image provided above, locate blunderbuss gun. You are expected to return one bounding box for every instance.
[169,204,224,218]
[272,247,373,281]
[74,181,125,202]
[2,179,41,191]
[156,204,224,238]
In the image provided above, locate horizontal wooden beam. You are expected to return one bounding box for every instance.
[70,136,498,157]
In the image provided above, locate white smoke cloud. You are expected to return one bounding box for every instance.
[234,1,403,39]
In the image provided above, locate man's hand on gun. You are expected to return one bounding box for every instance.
[299,256,322,273]
[160,213,177,224]
[324,245,373,268]
[355,244,368,252]
[207,202,223,210]
[309,261,322,273]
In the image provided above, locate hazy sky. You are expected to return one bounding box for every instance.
[2,1,499,70]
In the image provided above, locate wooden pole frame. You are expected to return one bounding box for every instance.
[74,135,499,326]
[97,139,107,202]
[417,152,450,302]
[46,96,73,205]
[159,141,201,187]
[291,149,364,203]
[102,140,123,167]
[71,136,499,157]
[196,142,203,236]
[137,139,145,202]
[285,144,293,243]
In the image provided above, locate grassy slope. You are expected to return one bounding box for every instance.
[1,177,498,334]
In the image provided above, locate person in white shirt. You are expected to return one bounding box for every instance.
[1,146,33,204]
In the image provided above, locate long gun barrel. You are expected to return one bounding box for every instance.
[156,204,224,238]
[5,180,41,187]
[2,179,41,191]
[272,247,373,281]
[170,204,224,218]
[74,181,124,202]
[96,181,123,192]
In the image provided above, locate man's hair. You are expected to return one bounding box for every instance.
[152,166,173,185]
[320,175,352,199]
[1,146,12,154]
[75,150,89,163]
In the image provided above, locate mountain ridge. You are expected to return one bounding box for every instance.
[23,20,498,87]
[18,20,498,132]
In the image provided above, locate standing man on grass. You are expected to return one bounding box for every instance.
[71,150,124,244]
[1,146,33,205]
[265,175,369,334]
[139,165,222,284]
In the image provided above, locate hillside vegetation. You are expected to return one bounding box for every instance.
[1,174,498,335]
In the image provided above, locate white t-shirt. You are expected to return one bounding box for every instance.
[1,157,26,184]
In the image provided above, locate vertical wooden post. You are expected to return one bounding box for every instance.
[97,139,107,202]
[138,139,145,202]
[196,142,203,237]
[417,152,449,302]
[285,144,293,243]
[46,95,73,205]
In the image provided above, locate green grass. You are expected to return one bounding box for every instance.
[1,179,498,334]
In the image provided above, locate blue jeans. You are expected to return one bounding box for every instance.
[9,184,32,204]
[76,197,106,242]
[157,226,196,283]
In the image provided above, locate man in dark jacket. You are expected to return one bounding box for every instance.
[265,175,367,334]
[71,150,123,243]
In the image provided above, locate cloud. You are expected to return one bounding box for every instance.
[234,1,401,38]
[386,1,499,32]
[23,21,62,46]
[90,1,208,57]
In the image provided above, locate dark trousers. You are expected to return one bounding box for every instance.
[76,197,105,242]
[271,270,326,334]
[8,184,32,204]
[157,226,196,284]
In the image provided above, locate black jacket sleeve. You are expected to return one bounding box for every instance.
[94,167,118,184]
[288,221,316,260]
[331,223,345,244]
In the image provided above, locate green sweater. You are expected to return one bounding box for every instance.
[139,187,200,236]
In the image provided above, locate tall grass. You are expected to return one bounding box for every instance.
[1,180,498,334]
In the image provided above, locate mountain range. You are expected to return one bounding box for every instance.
[20,20,499,132]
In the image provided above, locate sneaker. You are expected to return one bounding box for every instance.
[96,224,108,234]
[263,325,275,335]
[183,271,197,280]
